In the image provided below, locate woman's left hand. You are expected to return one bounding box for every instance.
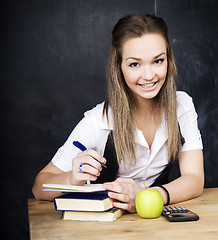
[103,178,143,213]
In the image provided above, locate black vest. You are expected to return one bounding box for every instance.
[93,128,185,186]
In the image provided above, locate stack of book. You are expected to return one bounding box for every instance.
[42,183,125,222]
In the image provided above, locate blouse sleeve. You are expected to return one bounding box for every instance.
[51,104,105,172]
[177,91,203,152]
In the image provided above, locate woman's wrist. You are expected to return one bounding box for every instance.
[150,185,169,205]
[156,185,170,205]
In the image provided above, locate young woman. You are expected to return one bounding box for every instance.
[32,14,204,213]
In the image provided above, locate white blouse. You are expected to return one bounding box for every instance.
[52,91,203,187]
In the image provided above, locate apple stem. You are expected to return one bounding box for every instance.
[143,182,147,189]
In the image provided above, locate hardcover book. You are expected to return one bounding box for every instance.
[54,192,113,212]
[62,207,125,222]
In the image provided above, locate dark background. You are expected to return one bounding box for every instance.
[1,0,217,239]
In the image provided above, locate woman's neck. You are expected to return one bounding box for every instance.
[134,97,162,126]
[134,97,162,148]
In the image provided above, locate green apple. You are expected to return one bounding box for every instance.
[135,188,163,218]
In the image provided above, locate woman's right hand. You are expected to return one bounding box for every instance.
[70,149,107,185]
[32,149,106,200]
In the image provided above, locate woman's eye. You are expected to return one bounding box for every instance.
[129,62,139,67]
[154,59,164,64]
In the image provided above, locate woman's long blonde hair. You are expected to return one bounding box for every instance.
[103,14,181,166]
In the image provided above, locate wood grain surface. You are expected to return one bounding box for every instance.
[28,188,218,240]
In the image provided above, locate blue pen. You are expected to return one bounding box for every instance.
[73,141,107,168]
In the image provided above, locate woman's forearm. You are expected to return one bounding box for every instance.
[32,171,72,201]
[152,173,204,205]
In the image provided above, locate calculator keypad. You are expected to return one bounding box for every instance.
[162,206,199,222]
[163,206,189,214]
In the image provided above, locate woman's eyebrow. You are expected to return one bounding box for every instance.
[126,52,166,61]
[153,52,166,59]
[126,57,141,61]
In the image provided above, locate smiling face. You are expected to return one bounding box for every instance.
[121,34,168,104]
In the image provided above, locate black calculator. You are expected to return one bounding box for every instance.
[162,206,199,222]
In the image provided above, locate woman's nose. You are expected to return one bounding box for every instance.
[141,66,155,80]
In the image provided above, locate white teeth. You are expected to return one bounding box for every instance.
[140,83,155,88]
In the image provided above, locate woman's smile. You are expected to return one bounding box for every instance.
[138,81,158,91]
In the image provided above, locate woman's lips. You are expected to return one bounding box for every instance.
[138,82,158,91]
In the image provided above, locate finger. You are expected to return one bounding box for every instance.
[78,149,107,165]
[108,191,130,203]
[74,154,102,172]
[115,177,134,183]
[79,164,101,177]
[74,164,98,180]
[113,201,134,213]
[103,182,124,194]
[82,157,103,172]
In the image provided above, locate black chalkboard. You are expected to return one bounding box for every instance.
[1,1,218,239]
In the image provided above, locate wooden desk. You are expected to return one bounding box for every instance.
[28,188,218,240]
